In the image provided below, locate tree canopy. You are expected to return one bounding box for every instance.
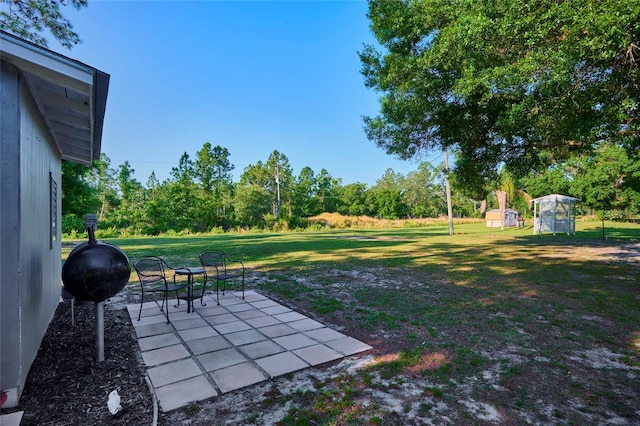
[360,0,640,193]
[0,0,87,48]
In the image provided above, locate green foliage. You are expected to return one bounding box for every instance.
[568,144,640,217]
[234,184,272,228]
[337,182,371,216]
[59,140,639,237]
[520,143,640,217]
[0,0,87,48]
[61,214,84,235]
[361,0,640,186]
[520,166,572,199]
[61,160,100,217]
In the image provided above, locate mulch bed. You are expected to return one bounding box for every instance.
[1,300,154,425]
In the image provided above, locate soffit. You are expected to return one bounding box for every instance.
[1,31,109,166]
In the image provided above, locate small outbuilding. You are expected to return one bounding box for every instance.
[1,30,109,407]
[485,208,519,228]
[531,194,579,236]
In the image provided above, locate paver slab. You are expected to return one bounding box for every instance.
[293,344,343,366]
[239,291,268,302]
[257,323,297,338]
[178,325,219,342]
[137,305,164,319]
[198,347,247,372]
[138,332,181,352]
[324,336,373,356]
[186,335,231,355]
[164,311,199,322]
[197,306,230,317]
[260,305,291,315]
[218,294,245,305]
[134,322,174,338]
[273,311,308,323]
[211,362,269,393]
[155,375,218,412]
[234,309,267,320]
[272,333,317,350]
[238,340,285,359]
[132,300,160,313]
[206,313,239,325]
[171,317,209,330]
[226,303,255,313]
[244,315,281,328]
[255,352,309,377]
[250,299,279,309]
[288,318,325,332]
[304,328,346,343]
[142,344,191,367]
[225,329,267,346]
[214,320,252,335]
[147,358,202,388]
[134,313,168,327]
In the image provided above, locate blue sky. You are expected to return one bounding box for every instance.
[50,0,439,186]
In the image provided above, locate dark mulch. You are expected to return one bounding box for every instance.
[2,300,154,425]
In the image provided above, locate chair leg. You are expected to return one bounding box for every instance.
[138,290,144,321]
[200,278,207,307]
[163,293,170,324]
[216,279,220,305]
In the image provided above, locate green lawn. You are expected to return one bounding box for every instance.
[71,220,640,425]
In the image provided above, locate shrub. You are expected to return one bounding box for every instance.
[61,214,85,235]
[95,226,120,239]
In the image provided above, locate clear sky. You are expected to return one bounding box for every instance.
[49,0,439,186]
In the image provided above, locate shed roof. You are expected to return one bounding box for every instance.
[531,194,580,204]
[486,208,518,213]
[1,30,109,165]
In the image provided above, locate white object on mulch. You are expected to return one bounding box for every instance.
[107,390,122,415]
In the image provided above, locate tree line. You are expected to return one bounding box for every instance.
[62,143,453,236]
[61,141,640,237]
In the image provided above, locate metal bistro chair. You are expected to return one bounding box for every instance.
[133,256,190,323]
[199,250,245,305]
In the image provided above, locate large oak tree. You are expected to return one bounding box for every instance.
[360,0,640,195]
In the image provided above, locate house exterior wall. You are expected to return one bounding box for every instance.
[0,62,62,406]
[19,71,63,373]
[0,62,22,407]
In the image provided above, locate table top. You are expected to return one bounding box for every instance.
[174,267,206,275]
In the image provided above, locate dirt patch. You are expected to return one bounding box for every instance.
[3,240,640,425]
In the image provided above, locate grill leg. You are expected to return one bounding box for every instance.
[95,301,104,362]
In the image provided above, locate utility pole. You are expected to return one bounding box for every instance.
[444,149,454,235]
[275,160,281,219]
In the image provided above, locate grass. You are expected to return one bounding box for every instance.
[65,219,640,424]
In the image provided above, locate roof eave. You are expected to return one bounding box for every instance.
[0,30,110,166]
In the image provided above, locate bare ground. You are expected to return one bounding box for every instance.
[2,241,640,425]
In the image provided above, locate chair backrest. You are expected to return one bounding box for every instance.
[133,256,167,285]
[199,250,226,272]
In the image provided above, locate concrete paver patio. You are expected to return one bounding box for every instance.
[126,290,372,412]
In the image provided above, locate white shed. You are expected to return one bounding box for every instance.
[485,208,519,228]
[531,194,579,236]
[1,30,109,407]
